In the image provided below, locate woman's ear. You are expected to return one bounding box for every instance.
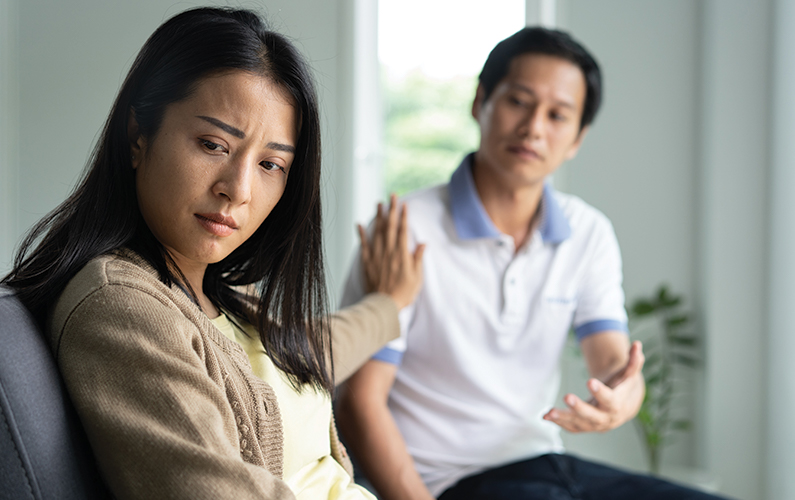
[127,109,144,169]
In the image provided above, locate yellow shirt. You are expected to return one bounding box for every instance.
[211,313,374,500]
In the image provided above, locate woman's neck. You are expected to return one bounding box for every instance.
[167,254,219,318]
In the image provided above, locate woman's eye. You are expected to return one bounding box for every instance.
[260,161,286,174]
[200,139,226,152]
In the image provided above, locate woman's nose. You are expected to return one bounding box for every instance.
[213,157,253,204]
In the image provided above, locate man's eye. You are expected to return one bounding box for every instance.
[260,161,286,174]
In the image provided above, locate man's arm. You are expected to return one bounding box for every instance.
[544,332,645,433]
[336,360,435,500]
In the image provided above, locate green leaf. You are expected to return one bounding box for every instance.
[642,336,661,350]
[672,353,700,368]
[656,285,683,308]
[665,315,689,328]
[644,353,662,369]
[667,334,698,347]
[671,419,692,431]
[644,372,663,387]
[631,300,656,316]
[637,410,654,427]
[647,432,663,447]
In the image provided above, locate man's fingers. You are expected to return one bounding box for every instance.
[544,405,600,433]
[586,378,617,412]
[600,341,645,390]
[604,341,644,389]
[565,394,601,420]
[548,414,583,433]
[544,343,646,435]
[543,408,577,432]
[625,341,645,377]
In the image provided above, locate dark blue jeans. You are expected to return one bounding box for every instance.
[437,454,731,500]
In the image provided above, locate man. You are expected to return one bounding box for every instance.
[338,27,726,500]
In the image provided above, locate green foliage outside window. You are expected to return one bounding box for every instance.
[382,70,480,197]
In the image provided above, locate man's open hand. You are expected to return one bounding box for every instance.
[543,341,645,433]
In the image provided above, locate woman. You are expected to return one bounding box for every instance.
[2,7,423,499]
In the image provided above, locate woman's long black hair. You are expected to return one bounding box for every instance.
[1,7,334,393]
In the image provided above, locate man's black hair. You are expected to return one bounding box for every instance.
[479,26,602,130]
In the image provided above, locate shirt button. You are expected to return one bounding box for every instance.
[496,241,504,247]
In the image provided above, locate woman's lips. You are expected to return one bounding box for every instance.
[195,213,238,237]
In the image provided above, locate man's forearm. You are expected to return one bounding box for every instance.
[336,372,434,500]
[352,404,432,500]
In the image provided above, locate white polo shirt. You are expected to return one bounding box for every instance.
[340,154,628,496]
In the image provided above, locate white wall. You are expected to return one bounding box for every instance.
[553,1,775,499]
[554,0,703,478]
[698,2,770,498]
[0,0,19,272]
[766,0,795,498]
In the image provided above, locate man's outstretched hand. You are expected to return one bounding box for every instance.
[543,340,645,433]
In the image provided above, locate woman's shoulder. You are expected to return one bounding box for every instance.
[50,250,202,339]
[57,251,164,305]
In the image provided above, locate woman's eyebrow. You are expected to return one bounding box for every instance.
[198,115,295,153]
[197,115,245,139]
[268,142,295,154]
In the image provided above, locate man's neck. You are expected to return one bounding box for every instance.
[471,160,545,250]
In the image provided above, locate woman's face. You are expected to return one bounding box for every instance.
[131,70,297,274]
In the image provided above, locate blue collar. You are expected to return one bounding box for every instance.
[449,153,571,244]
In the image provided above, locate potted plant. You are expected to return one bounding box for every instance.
[629,285,700,475]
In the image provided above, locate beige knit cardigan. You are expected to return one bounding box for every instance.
[49,250,399,499]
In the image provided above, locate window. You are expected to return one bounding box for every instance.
[378,0,526,196]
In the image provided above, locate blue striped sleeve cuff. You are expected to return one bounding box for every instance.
[372,346,404,365]
[574,319,628,341]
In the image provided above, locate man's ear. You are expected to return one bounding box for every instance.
[127,109,144,169]
[564,125,590,161]
[471,84,486,121]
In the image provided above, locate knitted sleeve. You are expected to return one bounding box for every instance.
[53,282,296,500]
[329,293,400,384]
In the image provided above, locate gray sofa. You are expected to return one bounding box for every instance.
[0,287,109,499]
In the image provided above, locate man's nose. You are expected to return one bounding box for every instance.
[519,106,545,139]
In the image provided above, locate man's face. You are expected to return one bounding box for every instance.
[472,53,588,188]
